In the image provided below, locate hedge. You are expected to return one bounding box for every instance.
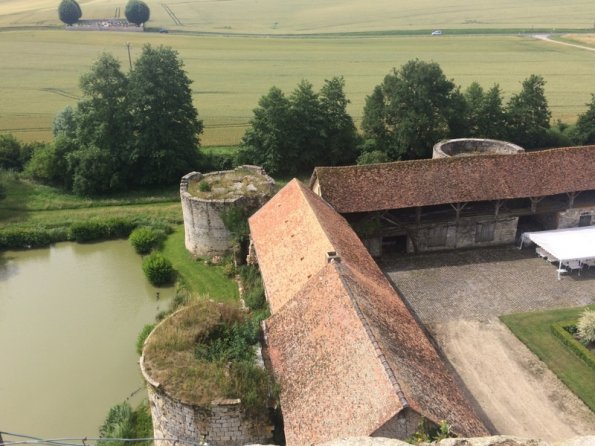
[551,320,595,372]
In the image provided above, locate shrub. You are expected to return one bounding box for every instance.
[70,218,135,242]
[129,227,164,254]
[198,180,211,192]
[142,252,174,286]
[238,265,267,311]
[136,324,155,355]
[99,401,152,446]
[577,310,595,344]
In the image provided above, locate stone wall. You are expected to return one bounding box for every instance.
[145,382,272,446]
[433,138,524,159]
[180,166,274,257]
[409,216,518,253]
[556,205,595,229]
[371,408,422,439]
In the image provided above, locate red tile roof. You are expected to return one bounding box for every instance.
[310,145,595,213]
[249,180,489,445]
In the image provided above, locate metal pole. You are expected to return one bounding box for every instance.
[126,42,132,70]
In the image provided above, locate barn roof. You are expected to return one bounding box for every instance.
[249,180,488,445]
[310,145,595,214]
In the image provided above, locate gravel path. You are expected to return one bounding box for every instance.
[380,247,595,441]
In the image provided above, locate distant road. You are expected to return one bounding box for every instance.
[533,33,595,53]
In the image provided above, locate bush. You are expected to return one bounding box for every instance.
[238,265,267,311]
[577,310,595,344]
[142,252,175,286]
[70,218,136,242]
[99,401,152,446]
[198,180,211,192]
[551,321,595,372]
[136,324,155,355]
[129,227,165,254]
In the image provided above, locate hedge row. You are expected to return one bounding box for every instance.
[551,320,595,372]
[0,218,172,250]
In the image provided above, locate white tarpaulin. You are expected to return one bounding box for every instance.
[522,226,595,261]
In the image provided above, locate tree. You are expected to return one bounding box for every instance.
[362,59,459,160]
[573,94,595,145]
[58,0,82,25]
[73,53,130,193]
[127,45,203,186]
[464,82,506,139]
[287,80,326,172]
[241,86,292,175]
[52,106,77,138]
[241,77,359,175]
[125,0,150,25]
[505,74,551,149]
[319,76,359,165]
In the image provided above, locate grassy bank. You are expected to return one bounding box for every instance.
[161,227,238,301]
[501,305,595,412]
[2,31,595,144]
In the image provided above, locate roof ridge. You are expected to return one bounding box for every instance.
[332,261,410,410]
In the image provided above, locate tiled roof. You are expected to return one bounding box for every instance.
[249,180,489,445]
[310,145,595,213]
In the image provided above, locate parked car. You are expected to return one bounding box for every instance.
[431,30,443,36]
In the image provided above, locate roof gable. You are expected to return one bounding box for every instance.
[250,180,489,444]
[311,145,595,213]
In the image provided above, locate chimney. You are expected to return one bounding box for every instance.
[326,251,341,263]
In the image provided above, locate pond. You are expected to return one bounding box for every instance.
[0,240,174,438]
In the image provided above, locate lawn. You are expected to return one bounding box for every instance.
[501,305,595,412]
[161,227,238,301]
[2,30,595,144]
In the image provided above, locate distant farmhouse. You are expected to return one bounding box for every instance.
[248,142,595,445]
[66,19,143,32]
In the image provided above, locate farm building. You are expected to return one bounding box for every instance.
[248,180,489,445]
[310,144,595,256]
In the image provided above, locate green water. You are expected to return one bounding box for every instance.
[0,241,174,438]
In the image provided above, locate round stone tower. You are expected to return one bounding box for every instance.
[180,165,275,257]
[433,138,525,159]
[140,303,273,446]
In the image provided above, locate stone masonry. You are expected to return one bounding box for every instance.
[145,382,271,446]
[180,166,274,257]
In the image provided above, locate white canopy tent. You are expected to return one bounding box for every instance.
[521,226,595,279]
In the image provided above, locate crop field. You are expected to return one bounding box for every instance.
[2,29,595,145]
[2,0,595,34]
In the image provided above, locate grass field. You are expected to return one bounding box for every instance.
[501,305,595,412]
[2,0,595,34]
[2,30,595,145]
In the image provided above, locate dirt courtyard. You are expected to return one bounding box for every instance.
[380,246,595,442]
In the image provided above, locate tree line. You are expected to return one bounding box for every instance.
[58,0,150,26]
[3,57,595,196]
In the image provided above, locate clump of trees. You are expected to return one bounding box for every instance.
[58,0,82,25]
[359,59,563,161]
[238,77,359,176]
[26,44,203,195]
[125,0,150,25]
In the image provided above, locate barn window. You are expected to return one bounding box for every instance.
[579,213,592,227]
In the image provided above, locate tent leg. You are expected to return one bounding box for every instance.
[558,260,562,280]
